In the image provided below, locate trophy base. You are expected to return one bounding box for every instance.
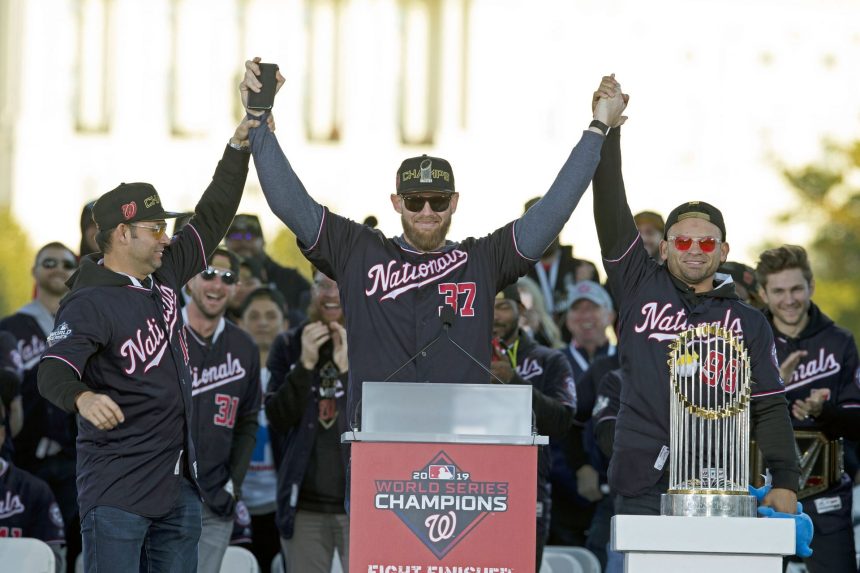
[660,492,757,517]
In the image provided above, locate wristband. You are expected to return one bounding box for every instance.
[228,140,250,152]
[589,119,610,136]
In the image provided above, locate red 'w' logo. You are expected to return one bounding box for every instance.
[122,202,137,220]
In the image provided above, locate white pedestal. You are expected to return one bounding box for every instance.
[612,515,795,573]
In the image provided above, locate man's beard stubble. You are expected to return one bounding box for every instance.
[401,214,452,252]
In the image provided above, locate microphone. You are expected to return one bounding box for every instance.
[439,306,455,329]
[382,311,451,382]
[438,312,508,385]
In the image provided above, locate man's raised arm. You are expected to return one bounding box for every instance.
[591,76,638,260]
[515,76,627,260]
[242,58,324,247]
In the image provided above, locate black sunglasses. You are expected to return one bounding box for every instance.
[401,194,452,213]
[40,258,77,271]
[226,231,260,241]
[200,267,238,285]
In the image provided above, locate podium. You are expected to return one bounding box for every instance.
[344,382,547,572]
[612,515,795,572]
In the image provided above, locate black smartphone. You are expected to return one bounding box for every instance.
[247,63,278,110]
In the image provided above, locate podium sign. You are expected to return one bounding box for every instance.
[350,441,536,572]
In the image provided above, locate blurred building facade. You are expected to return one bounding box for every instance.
[1,0,860,264]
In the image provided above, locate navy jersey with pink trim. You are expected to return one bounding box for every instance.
[302,210,533,420]
[772,302,860,435]
[602,234,785,496]
[593,129,786,497]
[0,310,77,465]
[187,318,261,517]
[0,460,65,543]
[39,145,250,519]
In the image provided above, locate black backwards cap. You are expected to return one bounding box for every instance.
[396,155,455,194]
[664,201,726,241]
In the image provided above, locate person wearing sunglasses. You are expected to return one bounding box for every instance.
[590,76,799,523]
[0,241,81,562]
[225,214,310,326]
[241,58,626,427]
[184,247,261,573]
[37,112,269,573]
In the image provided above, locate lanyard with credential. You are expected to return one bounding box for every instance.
[567,342,617,372]
[534,257,560,311]
[504,339,520,370]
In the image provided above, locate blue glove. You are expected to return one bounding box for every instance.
[748,484,813,558]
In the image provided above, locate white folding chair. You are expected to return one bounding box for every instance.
[218,545,260,573]
[270,553,285,573]
[546,546,601,573]
[0,538,57,573]
[543,552,584,573]
[331,548,344,573]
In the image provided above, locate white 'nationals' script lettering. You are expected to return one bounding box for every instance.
[365,250,469,300]
[118,283,180,374]
[633,303,742,341]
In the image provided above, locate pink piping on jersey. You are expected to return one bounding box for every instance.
[43,355,82,379]
[304,208,326,252]
[511,223,539,262]
[841,403,860,408]
[603,234,642,264]
[185,223,207,270]
[751,388,786,398]
[126,285,150,292]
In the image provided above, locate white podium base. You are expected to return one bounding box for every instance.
[612,515,795,573]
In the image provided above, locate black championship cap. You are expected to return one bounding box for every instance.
[92,182,187,231]
[664,201,726,240]
[396,154,455,194]
[228,214,264,238]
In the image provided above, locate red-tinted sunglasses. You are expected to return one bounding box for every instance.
[667,235,721,253]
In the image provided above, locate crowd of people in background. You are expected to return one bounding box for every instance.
[4,200,856,573]
[0,64,854,573]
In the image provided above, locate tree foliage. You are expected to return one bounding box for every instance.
[0,207,34,315]
[268,226,314,281]
[778,139,860,338]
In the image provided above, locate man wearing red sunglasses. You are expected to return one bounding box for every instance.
[241,58,627,424]
[590,76,799,520]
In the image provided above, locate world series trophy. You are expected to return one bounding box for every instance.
[660,324,758,517]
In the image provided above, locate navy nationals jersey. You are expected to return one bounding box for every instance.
[41,146,250,519]
[0,305,76,466]
[773,303,860,433]
[186,316,261,517]
[593,129,790,497]
[508,334,576,507]
[0,459,64,543]
[303,211,533,420]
